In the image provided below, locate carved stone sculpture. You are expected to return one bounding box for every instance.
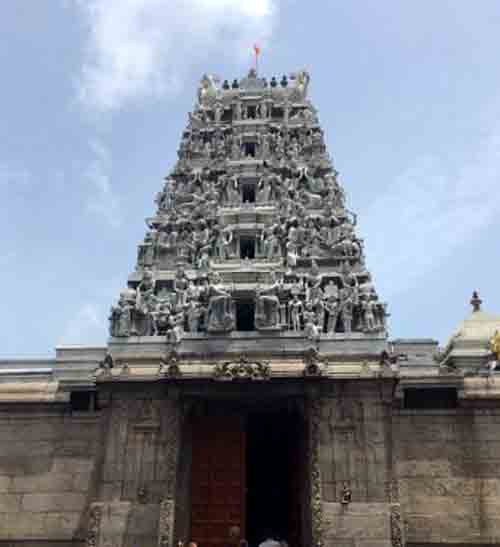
[341,482,352,505]
[255,272,283,330]
[206,272,235,332]
[213,354,270,381]
[109,293,133,337]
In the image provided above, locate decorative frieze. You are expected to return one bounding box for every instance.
[213,354,270,381]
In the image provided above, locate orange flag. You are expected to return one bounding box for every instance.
[254,44,261,56]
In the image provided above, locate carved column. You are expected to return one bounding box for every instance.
[390,502,404,547]
[380,378,405,547]
[158,391,182,547]
[308,395,324,547]
[86,504,102,547]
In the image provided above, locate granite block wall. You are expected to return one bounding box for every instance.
[394,408,500,545]
[2,383,500,546]
[0,410,100,542]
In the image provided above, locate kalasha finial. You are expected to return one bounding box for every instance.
[470,291,482,312]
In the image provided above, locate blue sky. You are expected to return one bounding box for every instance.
[2,0,500,356]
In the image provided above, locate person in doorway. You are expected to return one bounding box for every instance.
[258,532,281,547]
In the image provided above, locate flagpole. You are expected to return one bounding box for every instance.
[253,44,260,75]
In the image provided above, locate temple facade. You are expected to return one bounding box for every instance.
[1,70,500,547]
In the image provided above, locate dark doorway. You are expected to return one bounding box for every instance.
[236,300,255,331]
[244,142,257,158]
[240,236,255,259]
[242,183,256,203]
[246,409,306,547]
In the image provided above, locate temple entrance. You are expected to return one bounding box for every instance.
[190,416,246,547]
[188,404,307,547]
[246,409,306,547]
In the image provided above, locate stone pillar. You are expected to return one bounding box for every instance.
[308,394,324,547]
[86,501,132,547]
[158,391,182,547]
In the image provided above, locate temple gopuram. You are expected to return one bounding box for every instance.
[2,70,500,547]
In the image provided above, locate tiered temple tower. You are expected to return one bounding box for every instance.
[109,68,387,349]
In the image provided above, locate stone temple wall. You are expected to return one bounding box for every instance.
[394,407,500,545]
[90,389,181,547]
[318,383,396,547]
[0,409,100,543]
[0,390,182,547]
[2,384,500,546]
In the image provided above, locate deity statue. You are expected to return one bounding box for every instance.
[287,137,300,160]
[260,133,271,159]
[293,69,310,100]
[289,294,303,331]
[339,288,354,334]
[310,283,326,332]
[308,259,322,289]
[197,248,210,272]
[255,271,283,330]
[257,100,269,119]
[192,220,211,261]
[109,293,133,337]
[198,73,220,106]
[189,108,207,128]
[491,330,500,361]
[325,295,339,334]
[173,265,189,310]
[257,174,271,202]
[233,101,242,121]
[261,226,281,260]
[186,300,202,333]
[303,302,320,341]
[362,299,377,332]
[136,270,155,314]
[177,230,193,263]
[228,175,240,204]
[214,101,224,123]
[231,136,241,160]
[215,227,235,260]
[285,240,299,271]
[216,173,231,203]
[206,272,235,332]
[269,173,283,202]
[186,279,200,301]
[137,230,156,269]
[203,140,211,159]
[152,301,171,336]
[166,312,184,345]
[282,100,290,124]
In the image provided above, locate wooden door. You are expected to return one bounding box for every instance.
[190,416,246,547]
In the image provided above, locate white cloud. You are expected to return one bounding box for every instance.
[85,140,122,227]
[58,302,107,346]
[75,0,277,111]
[361,128,500,298]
